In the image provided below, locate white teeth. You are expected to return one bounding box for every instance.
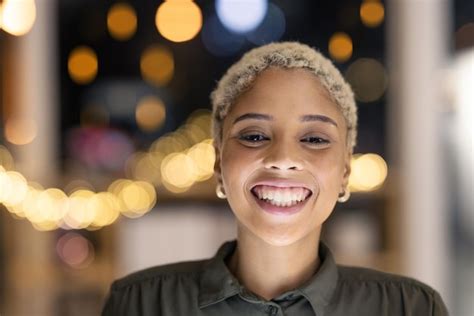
[252,185,311,206]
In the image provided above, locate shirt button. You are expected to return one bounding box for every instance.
[268,305,278,316]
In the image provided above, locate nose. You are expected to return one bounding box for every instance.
[263,141,303,171]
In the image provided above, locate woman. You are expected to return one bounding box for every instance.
[102,42,448,315]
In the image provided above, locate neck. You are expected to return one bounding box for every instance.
[227,226,321,301]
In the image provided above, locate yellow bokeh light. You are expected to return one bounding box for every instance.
[4,116,38,145]
[126,152,163,184]
[186,109,212,135]
[151,134,188,154]
[349,153,388,192]
[38,188,69,222]
[64,179,95,195]
[0,3,3,30]
[10,184,36,218]
[180,123,208,145]
[32,220,59,231]
[107,2,137,41]
[155,0,203,43]
[68,46,98,84]
[140,45,174,86]
[63,189,96,229]
[186,140,215,182]
[0,170,10,203]
[119,181,156,218]
[0,171,28,206]
[172,130,194,150]
[360,0,385,28]
[328,32,353,62]
[89,192,120,227]
[0,145,14,170]
[108,179,132,196]
[1,0,36,36]
[135,96,166,132]
[161,152,197,192]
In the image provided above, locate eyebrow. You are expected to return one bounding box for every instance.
[232,112,338,127]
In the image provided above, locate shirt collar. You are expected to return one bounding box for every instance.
[198,240,241,308]
[297,242,339,314]
[198,239,339,313]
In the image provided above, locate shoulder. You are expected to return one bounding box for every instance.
[338,265,437,293]
[335,265,448,315]
[102,259,211,315]
[111,258,210,291]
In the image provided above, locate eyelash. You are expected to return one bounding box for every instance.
[238,134,330,146]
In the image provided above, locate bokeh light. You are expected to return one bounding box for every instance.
[64,180,95,195]
[0,3,4,29]
[161,152,197,193]
[201,14,246,57]
[56,232,95,269]
[246,3,285,45]
[0,171,28,207]
[345,58,388,102]
[360,0,385,28]
[140,45,174,86]
[126,151,164,185]
[155,0,202,42]
[349,153,388,192]
[4,116,38,145]
[0,107,217,230]
[328,32,353,62]
[135,96,166,132]
[216,0,267,33]
[1,0,36,36]
[186,139,215,182]
[68,46,99,84]
[118,181,156,218]
[88,192,121,227]
[107,2,137,41]
[0,145,15,170]
[63,189,95,229]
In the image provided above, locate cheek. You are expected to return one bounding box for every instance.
[220,143,255,185]
[310,153,346,190]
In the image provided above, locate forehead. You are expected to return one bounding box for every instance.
[226,67,343,123]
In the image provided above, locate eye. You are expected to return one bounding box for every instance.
[301,136,330,145]
[238,133,269,143]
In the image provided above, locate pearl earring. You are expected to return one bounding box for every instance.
[216,183,227,199]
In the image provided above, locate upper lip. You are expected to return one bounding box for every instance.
[250,178,313,192]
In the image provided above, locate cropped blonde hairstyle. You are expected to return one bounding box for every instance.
[210,41,358,153]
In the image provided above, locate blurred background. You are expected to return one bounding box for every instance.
[0,0,472,315]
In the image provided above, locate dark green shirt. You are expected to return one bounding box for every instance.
[102,240,448,315]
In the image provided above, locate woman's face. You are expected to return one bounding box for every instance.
[215,67,351,246]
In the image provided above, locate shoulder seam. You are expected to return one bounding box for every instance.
[112,270,201,291]
[339,277,437,295]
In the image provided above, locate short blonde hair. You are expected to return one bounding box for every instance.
[210,41,358,153]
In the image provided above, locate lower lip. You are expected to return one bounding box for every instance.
[251,193,311,216]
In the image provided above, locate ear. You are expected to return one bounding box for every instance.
[213,142,222,182]
[341,152,352,188]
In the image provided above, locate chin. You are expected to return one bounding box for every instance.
[253,225,309,247]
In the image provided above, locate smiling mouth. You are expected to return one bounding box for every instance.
[250,185,313,208]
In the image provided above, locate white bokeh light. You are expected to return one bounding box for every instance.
[247,3,286,45]
[216,0,267,34]
[201,15,246,57]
